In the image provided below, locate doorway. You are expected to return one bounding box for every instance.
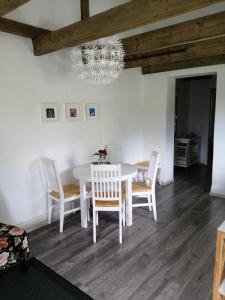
[174,75,217,191]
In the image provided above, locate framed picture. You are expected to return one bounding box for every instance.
[41,103,58,122]
[65,103,81,121]
[86,103,98,120]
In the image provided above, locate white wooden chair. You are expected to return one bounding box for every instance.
[91,164,125,244]
[131,151,160,221]
[41,158,90,233]
[106,144,123,164]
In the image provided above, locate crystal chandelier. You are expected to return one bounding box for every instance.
[70,35,125,85]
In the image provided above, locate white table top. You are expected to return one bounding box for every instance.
[73,163,138,182]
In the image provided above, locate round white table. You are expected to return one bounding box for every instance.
[73,163,138,228]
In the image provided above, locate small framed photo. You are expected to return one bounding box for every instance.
[86,103,98,120]
[41,103,58,122]
[65,103,81,121]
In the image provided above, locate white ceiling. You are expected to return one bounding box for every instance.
[5,0,225,39]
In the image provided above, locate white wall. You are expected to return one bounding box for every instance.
[0,32,144,227]
[143,66,225,196]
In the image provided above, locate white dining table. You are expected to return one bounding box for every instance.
[73,163,138,228]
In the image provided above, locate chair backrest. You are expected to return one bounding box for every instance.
[91,164,122,207]
[147,151,160,189]
[106,144,123,164]
[41,158,63,196]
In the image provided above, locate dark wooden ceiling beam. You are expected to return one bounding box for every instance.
[142,55,225,74]
[0,17,50,38]
[81,0,89,20]
[125,36,225,69]
[0,0,30,17]
[123,11,225,58]
[33,0,224,56]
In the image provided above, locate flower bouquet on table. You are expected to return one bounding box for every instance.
[93,148,110,164]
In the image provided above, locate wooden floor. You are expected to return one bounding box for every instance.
[29,166,225,300]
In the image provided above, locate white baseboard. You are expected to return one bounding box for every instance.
[160,179,174,186]
[210,192,225,199]
[18,212,48,233]
[18,206,62,233]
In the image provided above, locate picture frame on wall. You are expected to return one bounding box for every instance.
[86,103,98,120]
[41,103,58,122]
[65,103,81,121]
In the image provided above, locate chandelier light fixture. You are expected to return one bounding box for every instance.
[70,35,125,85]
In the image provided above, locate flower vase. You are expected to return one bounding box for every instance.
[98,156,107,164]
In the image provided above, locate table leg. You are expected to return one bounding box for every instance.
[80,180,88,228]
[142,170,146,181]
[126,178,133,226]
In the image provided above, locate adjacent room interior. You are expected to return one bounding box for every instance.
[1,1,225,300]
[174,75,217,191]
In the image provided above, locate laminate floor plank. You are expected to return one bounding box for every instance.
[29,166,225,300]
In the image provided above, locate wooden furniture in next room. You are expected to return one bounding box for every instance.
[174,138,200,169]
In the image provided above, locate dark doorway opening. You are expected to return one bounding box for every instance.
[174,75,217,191]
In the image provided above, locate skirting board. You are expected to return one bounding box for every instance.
[18,212,48,233]
[18,206,63,233]
[210,192,225,199]
[159,179,174,186]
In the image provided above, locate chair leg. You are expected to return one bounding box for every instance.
[48,196,52,224]
[87,198,90,222]
[122,202,126,226]
[147,194,152,212]
[87,209,90,222]
[71,201,76,214]
[119,209,122,244]
[152,193,157,221]
[96,211,99,226]
[59,201,64,233]
[142,170,146,181]
[93,208,96,243]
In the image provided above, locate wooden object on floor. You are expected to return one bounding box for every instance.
[0,0,30,17]
[213,221,225,300]
[32,0,224,56]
